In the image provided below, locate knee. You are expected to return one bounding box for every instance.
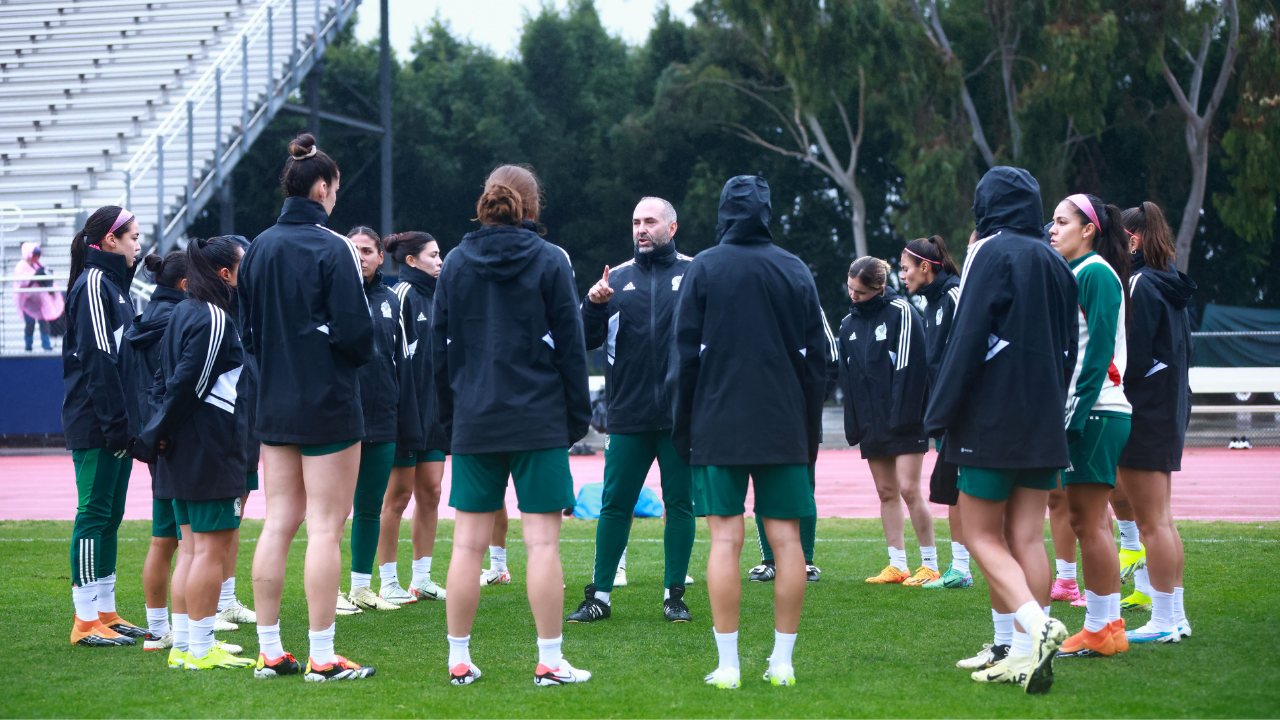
[383,490,412,515]
[875,486,899,504]
[899,484,921,505]
[416,483,441,506]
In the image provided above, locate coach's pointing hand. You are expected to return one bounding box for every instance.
[588,265,613,304]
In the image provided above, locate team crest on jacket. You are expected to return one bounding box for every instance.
[936,308,944,325]
[381,301,392,319]
[875,323,887,341]
[672,275,683,291]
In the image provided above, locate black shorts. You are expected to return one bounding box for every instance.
[929,443,960,506]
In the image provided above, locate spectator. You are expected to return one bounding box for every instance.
[14,241,64,351]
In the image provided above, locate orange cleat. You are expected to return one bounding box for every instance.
[903,566,941,586]
[71,616,131,646]
[1056,626,1116,658]
[98,611,150,639]
[865,565,911,584]
[1109,618,1129,653]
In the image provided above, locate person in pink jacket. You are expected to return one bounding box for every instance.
[14,242,65,351]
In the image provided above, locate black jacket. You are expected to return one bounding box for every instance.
[839,288,929,458]
[582,240,692,434]
[138,299,248,501]
[62,248,136,451]
[917,270,962,393]
[360,271,422,447]
[227,289,260,475]
[122,285,185,435]
[395,265,448,453]
[924,166,1079,469]
[432,222,591,454]
[1118,250,1197,472]
[667,175,828,466]
[238,197,375,444]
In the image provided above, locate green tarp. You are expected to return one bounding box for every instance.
[1193,304,1280,367]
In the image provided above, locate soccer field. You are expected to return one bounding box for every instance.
[4,518,1278,718]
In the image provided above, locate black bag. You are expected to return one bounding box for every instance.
[589,396,607,435]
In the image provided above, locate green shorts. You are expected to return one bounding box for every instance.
[392,448,447,467]
[173,497,242,534]
[450,448,574,514]
[958,466,1060,502]
[245,470,259,492]
[1063,413,1131,487]
[262,439,359,456]
[691,464,816,519]
[152,498,178,538]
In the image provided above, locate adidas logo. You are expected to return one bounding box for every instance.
[417,312,427,321]
[622,282,635,291]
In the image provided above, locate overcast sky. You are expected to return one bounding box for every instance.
[353,0,697,59]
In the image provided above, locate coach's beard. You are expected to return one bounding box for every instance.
[634,230,670,255]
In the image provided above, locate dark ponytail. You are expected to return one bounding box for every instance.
[1121,201,1176,273]
[68,205,135,293]
[280,133,339,199]
[384,231,436,264]
[186,236,243,312]
[143,249,188,289]
[1071,194,1131,330]
[903,235,959,276]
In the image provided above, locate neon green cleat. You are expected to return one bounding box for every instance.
[186,646,255,670]
[167,648,189,669]
[764,664,796,686]
[922,564,974,589]
[704,667,741,689]
[1121,589,1152,611]
[1119,545,1146,583]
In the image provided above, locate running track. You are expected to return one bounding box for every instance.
[1,447,1275,523]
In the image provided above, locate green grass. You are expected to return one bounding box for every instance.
[2,517,1278,718]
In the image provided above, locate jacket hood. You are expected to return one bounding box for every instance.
[456,224,544,281]
[125,285,184,348]
[634,237,678,267]
[974,166,1044,239]
[277,196,330,225]
[84,245,137,289]
[1133,250,1196,310]
[364,268,385,293]
[20,242,41,264]
[852,286,901,316]
[716,176,773,245]
[918,269,957,304]
[399,264,438,296]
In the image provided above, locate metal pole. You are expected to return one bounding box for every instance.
[186,101,194,224]
[241,35,249,131]
[291,0,298,67]
[307,59,321,142]
[219,171,234,235]
[267,6,274,96]
[125,169,131,211]
[215,68,223,184]
[379,0,392,238]
[156,138,164,249]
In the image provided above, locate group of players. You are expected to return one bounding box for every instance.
[60,133,1195,694]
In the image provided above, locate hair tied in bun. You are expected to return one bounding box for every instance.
[300,144,318,159]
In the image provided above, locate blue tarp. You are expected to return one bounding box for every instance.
[572,482,664,519]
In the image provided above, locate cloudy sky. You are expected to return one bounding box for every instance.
[353,0,698,59]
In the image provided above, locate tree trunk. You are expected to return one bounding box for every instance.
[850,182,868,258]
[1176,120,1210,273]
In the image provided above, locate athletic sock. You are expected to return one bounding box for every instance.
[1108,592,1121,623]
[217,577,236,611]
[713,629,739,671]
[1135,566,1153,596]
[920,546,938,572]
[189,615,216,659]
[1055,559,1077,581]
[447,634,471,668]
[146,606,171,637]
[664,588,671,600]
[887,546,908,572]
[537,635,563,670]
[594,589,611,605]
[308,623,336,666]
[992,610,1014,647]
[1150,590,1175,631]
[1014,600,1047,636]
[257,622,284,660]
[488,545,506,573]
[950,542,970,574]
[1011,629,1032,657]
[411,556,432,586]
[770,630,797,668]
[96,573,117,614]
[379,561,399,591]
[350,571,372,590]
[173,613,190,651]
[1173,586,1186,624]
[72,583,98,623]
[1118,520,1141,551]
[1083,590,1109,632]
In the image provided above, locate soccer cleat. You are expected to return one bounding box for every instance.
[1177,620,1192,639]
[144,631,173,651]
[1119,546,1146,583]
[1109,619,1129,653]
[923,565,973,589]
[409,576,446,601]
[379,583,418,605]
[1126,622,1180,644]
[1071,595,1087,608]
[806,565,822,583]
[685,574,695,584]
[764,664,796,686]
[614,567,628,588]
[214,619,239,632]
[1050,578,1082,603]
[216,599,257,625]
[186,646,255,670]
[450,662,482,685]
[1024,615,1068,694]
[98,612,148,639]
[748,563,776,582]
[254,652,301,679]
[480,567,512,586]
[216,640,244,655]
[957,643,1009,670]
[336,592,364,616]
[903,566,940,587]
[92,619,136,645]
[566,584,611,623]
[865,565,910,584]
[663,585,692,622]
[972,653,1030,684]
[350,586,400,611]
[1121,589,1151,611]
[704,667,741,689]
[304,655,375,682]
[1057,626,1116,657]
[534,658,591,686]
[168,648,190,669]
[71,617,127,647]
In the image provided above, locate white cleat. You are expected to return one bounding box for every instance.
[409,575,446,601]
[764,663,796,686]
[144,631,173,651]
[380,583,418,605]
[685,574,695,584]
[972,654,1031,684]
[614,567,628,588]
[534,658,592,686]
[480,567,512,586]
[216,639,244,655]
[449,662,482,685]
[336,592,364,615]
[704,666,741,689]
[1177,619,1192,638]
[350,586,400,611]
[1024,615,1067,694]
[216,599,257,625]
[957,642,1009,669]
[214,619,239,632]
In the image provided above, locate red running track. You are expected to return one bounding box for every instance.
[0,447,1276,523]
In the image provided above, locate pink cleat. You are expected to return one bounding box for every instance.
[1051,578,1082,603]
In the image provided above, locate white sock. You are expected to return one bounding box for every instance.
[173,613,190,651]
[189,615,216,659]
[489,545,506,573]
[992,610,1014,647]
[1084,590,1109,632]
[146,606,170,637]
[447,634,471,668]
[950,542,970,574]
[714,629,739,671]
[770,630,797,668]
[257,622,285,660]
[618,548,627,570]
[1013,600,1047,636]
[308,622,336,665]
[594,589,611,605]
[379,561,399,590]
[217,577,236,611]
[1135,566,1153,596]
[920,546,938,572]
[411,556,432,586]
[537,635,563,669]
[350,571,372,590]
[1108,592,1121,623]
[72,583,98,623]
[664,588,671,600]
[1150,590,1175,630]
[96,574,117,614]
[1011,629,1032,657]
[1118,520,1141,551]
[887,546,908,571]
[1173,586,1186,623]
[1055,559,1077,581]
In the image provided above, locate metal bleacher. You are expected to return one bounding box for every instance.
[0,0,360,356]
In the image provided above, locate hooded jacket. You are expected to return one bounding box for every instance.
[432,222,591,454]
[238,197,375,444]
[62,247,136,450]
[137,299,248,501]
[838,287,929,458]
[924,167,1079,469]
[1119,250,1197,471]
[394,265,447,453]
[15,242,64,322]
[227,288,260,475]
[917,270,961,393]
[359,270,422,447]
[122,284,185,435]
[582,239,692,434]
[667,175,829,466]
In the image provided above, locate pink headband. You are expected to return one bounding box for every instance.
[1066,194,1101,232]
[108,208,134,237]
[905,247,941,265]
